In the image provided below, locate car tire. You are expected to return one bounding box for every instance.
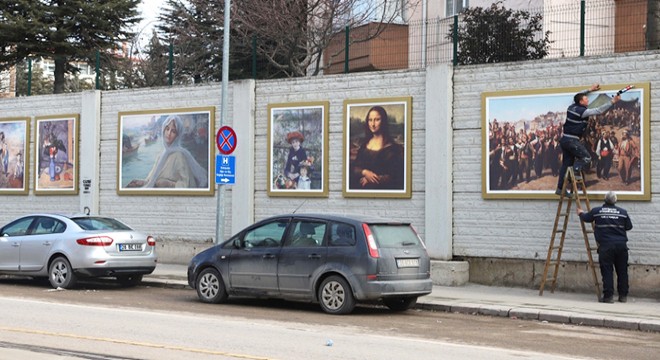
[196,268,228,304]
[318,275,355,315]
[117,274,143,287]
[48,256,77,289]
[383,296,418,311]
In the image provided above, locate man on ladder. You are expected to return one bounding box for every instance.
[578,191,633,303]
[556,84,621,197]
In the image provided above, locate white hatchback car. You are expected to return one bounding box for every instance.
[0,214,157,288]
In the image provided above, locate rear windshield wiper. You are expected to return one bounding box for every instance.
[401,241,417,246]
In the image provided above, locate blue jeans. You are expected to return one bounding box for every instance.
[598,242,629,298]
[557,136,591,190]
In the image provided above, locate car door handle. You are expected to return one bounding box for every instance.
[43,241,52,246]
[262,254,276,259]
[11,242,20,247]
[308,254,321,259]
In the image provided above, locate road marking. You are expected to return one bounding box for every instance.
[0,326,275,360]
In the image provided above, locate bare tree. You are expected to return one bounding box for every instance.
[165,0,420,77]
[230,0,419,77]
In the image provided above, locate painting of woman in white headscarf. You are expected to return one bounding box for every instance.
[118,107,215,195]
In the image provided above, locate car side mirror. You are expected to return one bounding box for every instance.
[233,238,241,248]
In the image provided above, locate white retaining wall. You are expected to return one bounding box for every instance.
[253,69,432,238]
[0,93,82,217]
[452,51,660,266]
[1,50,658,271]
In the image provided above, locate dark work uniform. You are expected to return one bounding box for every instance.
[579,203,633,299]
[557,92,615,191]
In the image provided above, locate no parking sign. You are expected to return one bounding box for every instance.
[216,126,237,155]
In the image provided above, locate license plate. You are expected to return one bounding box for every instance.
[396,258,419,268]
[118,243,142,251]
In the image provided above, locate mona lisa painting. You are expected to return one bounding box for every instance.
[343,97,412,198]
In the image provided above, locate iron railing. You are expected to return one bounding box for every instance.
[6,0,659,95]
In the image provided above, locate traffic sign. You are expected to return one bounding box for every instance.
[216,126,237,155]
[215,154,235,185]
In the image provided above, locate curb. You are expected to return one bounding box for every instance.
[416,302,660,333]
[142,278,190,290]
[143,276,660,333]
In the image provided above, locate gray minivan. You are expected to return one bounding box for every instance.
[187,213,432,314]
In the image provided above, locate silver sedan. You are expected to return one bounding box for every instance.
[0,214,157,289]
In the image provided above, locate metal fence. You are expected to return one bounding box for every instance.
[7,0,660,95]
[334,0,659,72]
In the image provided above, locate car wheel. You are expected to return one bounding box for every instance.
[196,268,228,304]
[49,256,77,289]
[318,275,355,315]
[383,296,418,311]
[117,274,143,287]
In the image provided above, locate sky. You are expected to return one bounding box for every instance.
[487,89,641,124]
[136,0,166,35]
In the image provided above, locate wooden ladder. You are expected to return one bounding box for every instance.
[539,167,601,299]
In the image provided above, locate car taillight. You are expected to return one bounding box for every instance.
[76,236,114,246]
[147,236,156,246]
[362,223,379,258]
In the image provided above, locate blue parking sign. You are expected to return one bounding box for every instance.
[216,155,235,185]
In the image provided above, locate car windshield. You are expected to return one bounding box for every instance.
[71,217,133,231]
[368,224,422,248]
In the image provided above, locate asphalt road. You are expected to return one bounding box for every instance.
[0,277,659,360]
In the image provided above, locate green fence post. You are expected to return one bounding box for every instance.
[168,43,174,86]
[252,35,257,79]
[95,49,100,90]
[453,15,459,66]
[27,58,32,96]
[580,0,585,57]
[344,26,349,74]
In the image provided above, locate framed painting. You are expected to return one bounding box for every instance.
[267,101,329,197]
[0,117,29,195]
[343,97,412,198]
[34,114,79,195]
[482,83,650,200]
[117,107,215,196]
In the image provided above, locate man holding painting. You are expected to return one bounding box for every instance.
[555,84,620,196]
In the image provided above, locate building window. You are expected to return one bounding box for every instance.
[446,0,468,17]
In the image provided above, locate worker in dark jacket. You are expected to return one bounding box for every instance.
[556,84,621,196]
[578,191,633,303]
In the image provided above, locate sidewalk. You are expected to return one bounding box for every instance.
[145,263,660,333]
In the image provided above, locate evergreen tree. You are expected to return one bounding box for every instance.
[0,0,140,93]
[156,0,262,82]
[157,0,408,79]
[448,1,551,65]
[157,0,223,84]
[15,60,53,96]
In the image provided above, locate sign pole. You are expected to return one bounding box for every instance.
[216,0,231,244]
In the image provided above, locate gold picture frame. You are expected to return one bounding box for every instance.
[267,101,329,197]
[34,114,79,195]
[482,83,650,200]
[0,117,29,195]
[117,107,215,196]
[343,97,412,198]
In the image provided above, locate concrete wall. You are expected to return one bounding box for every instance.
[0,93,82,218]
[1,50,659,294]
[97,85,229,244]
[253,69,431,236]
[452,51,660,270]
[254,67,454,264]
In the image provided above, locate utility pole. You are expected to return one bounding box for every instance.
[215,0,231,244]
